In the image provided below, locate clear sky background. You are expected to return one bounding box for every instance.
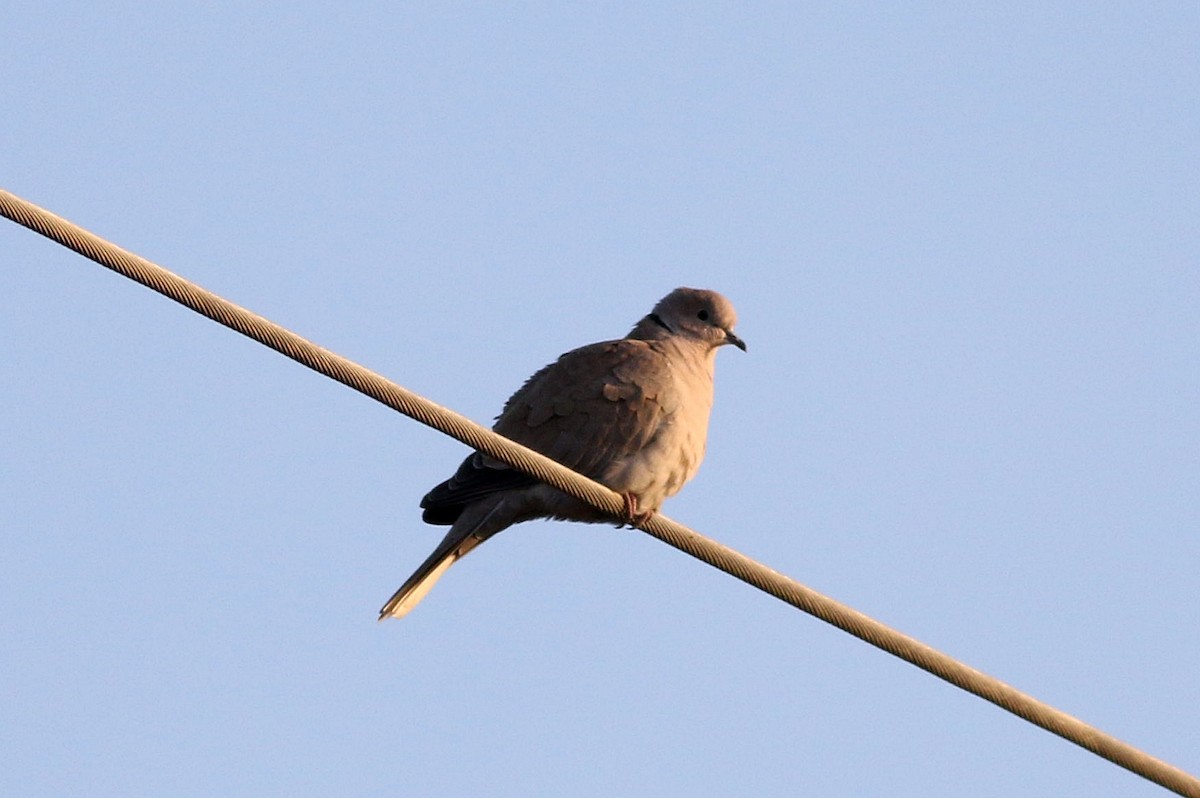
[2,4,1197,796]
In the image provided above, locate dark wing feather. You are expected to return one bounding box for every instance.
[495,339,670,478]
[419,338,672,525]
[420,453,536,524]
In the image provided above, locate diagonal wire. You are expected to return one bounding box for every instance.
[2,187,1196,798]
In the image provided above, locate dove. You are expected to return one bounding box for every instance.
[379,287,745,619]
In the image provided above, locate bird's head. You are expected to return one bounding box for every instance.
[640,287,746,352]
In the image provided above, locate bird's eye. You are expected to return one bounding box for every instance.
[697,309,710,322]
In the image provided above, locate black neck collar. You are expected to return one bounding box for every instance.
[647,312,672,332]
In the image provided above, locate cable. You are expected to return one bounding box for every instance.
[2,187,1196,797]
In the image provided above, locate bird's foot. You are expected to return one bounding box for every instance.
[619,493,655,528]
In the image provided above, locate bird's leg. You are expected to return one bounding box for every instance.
[620,492,655,527]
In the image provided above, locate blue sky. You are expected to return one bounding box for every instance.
[3,4,1197,796]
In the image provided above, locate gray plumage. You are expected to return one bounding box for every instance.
[379,287,745,619]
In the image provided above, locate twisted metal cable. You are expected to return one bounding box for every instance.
[3,188,1196,797]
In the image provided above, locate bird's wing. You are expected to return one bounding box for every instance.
[495,338,673,479]
[420,339,674,522]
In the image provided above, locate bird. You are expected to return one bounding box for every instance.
[379,287,745,619]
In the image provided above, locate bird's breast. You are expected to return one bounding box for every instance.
[601,349,715,511]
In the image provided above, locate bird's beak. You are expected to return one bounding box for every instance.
[724,330,747,352]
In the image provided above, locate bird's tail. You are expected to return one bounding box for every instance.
[378,529,485,620]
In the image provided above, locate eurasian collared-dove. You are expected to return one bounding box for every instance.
[379,287,745,619]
